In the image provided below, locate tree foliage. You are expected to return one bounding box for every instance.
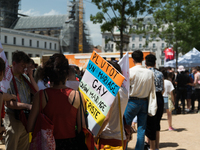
[130,0,200,68]
[90,0,152,58]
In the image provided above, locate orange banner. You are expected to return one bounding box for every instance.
[90,51,124,87]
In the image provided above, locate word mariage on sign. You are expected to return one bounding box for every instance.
[79,51,125,135]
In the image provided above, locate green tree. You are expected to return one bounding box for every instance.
[90,0,152,58]
[149,0,200,68]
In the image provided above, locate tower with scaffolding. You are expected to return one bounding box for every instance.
[10,0,92,53]
[60,0,92,53]
[0,0,21,28]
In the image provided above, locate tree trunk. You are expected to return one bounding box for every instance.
[175,39,178,71]
[120,2,125,59]
[120,29,123,59]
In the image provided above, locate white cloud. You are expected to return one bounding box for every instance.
[19,9,61,16]
[86,20,102,46]
[19,9,41,16]
[44,9,61,16]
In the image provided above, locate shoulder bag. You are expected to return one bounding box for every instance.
[30,90,55,150]
[76,91,94,150]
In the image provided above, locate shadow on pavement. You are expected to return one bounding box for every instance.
[159,142,179,148]
[127,148,134,150]
[161,128,187,132]
[175,128,187,132]
[176,149,187,150]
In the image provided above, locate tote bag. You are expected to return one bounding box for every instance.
[148,85,157,116]
[168,95,175,112]
[30,90,55,150]
[77,91,94,150]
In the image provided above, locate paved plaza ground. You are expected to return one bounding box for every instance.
[127,111,200,150]
[0,108,199,150]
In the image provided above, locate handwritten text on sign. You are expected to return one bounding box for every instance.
[79,51,125,135]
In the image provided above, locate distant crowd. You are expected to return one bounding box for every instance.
[0,50,199,150]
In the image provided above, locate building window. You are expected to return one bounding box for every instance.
[54,43,57,50]
[146,44,149,48]
[36,54,40,57]
[162,50,165,56]
[4,36,7,44]
[45,42,47,49]
[132,35,135,41]
[30,40,32,47]
[162,43,165,48]
[153,43,156,48]
[28,54,32,57]
[139,44,142,49]
[37,41,39,48]
[162,37,165,41]
[111,36,113,41]
[50,43,52,49]
[5,52,8,59]
[111,44,113,49]
[146,35,149,41]
[22,38,24,46]
[161,58,164,65]
[139,35,142,41]
[132,44,135,49]
[13,37,16,45]
[143,25,145,30]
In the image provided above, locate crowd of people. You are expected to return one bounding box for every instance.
[0,50,199,150]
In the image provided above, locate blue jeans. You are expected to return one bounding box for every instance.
[124,98,148,150]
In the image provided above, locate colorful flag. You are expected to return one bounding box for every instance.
[118,52,130,95]
[0,41,13,92]
[79,51,125,135]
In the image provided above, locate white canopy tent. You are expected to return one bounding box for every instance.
[164,48,200,68]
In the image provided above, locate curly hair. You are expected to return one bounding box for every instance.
[41,53,69,86]
[0,57,5,75]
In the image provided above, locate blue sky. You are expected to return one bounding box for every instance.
[19,0,102,46]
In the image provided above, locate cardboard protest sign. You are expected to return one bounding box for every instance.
[79,51,125,135]
[0,41,13,92]
[118,52,130,95]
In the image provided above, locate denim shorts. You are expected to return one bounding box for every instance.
[164,97,169,109]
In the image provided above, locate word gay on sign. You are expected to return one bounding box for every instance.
[79,51,125,136]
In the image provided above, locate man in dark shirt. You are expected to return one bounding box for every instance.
[175,66,190,114]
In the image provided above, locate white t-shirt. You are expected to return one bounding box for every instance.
[163,80,174,97]
[100,86,128,140]
[65,80,80,90]
[37,80,49,90]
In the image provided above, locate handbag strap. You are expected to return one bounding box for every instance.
[117,92,124,150]
[39,90,43,113]
[11,69,37,103]
[43,90,48,103]
[11,70,21,103]
[71,90,76,106]
[21,75,37,94]
[79,91,83,128]
[78,91,86,128]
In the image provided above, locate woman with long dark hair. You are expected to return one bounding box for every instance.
[27,54,86,149]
